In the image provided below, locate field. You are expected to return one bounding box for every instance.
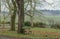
[0,27,60,39]
[1,14,60,39]
[1,14,60,23]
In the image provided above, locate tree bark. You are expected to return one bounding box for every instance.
[16,0,24,33]
[11,0,17,31]
[0,0,1,25]
[30,0,34,27]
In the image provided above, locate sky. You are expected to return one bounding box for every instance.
[1,0,60,11]
[36,0,60,10]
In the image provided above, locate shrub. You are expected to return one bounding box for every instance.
[1,21,10,24]
[6,22,10,24]
[33,22,46,28]
[24,21,46,28]
[24,21,31,26]
[51,23,60,29]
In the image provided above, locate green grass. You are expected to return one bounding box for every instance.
[0,28,60,39]
[31,27,60,32]
[0,30,33,38]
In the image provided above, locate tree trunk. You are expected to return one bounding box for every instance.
[11,0,17,31]
[11,12,16,31]
[30,0,34,27]
[0,0,1,25]
[16,0,24,33]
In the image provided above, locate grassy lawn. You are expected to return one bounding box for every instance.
[31,28,60,37]
[0,27,60,39]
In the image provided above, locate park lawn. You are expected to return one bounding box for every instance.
[31,27,60,37]
[0,28,60,39]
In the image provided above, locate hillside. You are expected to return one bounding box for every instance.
[1,10,60,23]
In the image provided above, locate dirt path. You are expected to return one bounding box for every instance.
[0,35,31,39]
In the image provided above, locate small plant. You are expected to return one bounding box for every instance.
[24,21,31,26]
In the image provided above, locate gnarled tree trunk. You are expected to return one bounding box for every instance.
[16,0,24,33]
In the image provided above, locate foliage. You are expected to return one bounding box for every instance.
[51,23,60,29]
[1,21,10,24]
[24,21,46,28]
[33,22,46,28]
[24,21,31,26]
